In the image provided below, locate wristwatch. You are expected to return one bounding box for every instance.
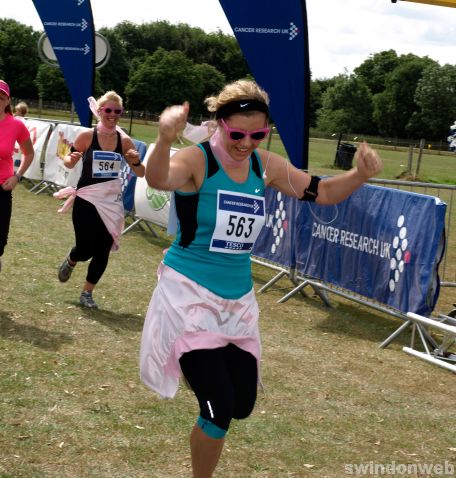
[14,172,22,181]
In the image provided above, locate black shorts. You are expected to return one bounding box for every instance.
[179,343,258,431]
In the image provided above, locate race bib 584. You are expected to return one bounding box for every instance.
[92,150,122,178]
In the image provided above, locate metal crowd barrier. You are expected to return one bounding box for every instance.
[252,179,456,370]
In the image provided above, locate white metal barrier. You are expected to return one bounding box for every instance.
[404,311,456,373]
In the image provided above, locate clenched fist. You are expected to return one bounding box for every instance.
[158,102,190,144]
[355,142,382,180]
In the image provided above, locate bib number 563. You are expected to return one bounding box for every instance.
[226,215,255,238]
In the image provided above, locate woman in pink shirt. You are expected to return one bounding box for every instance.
[0,80,34,272]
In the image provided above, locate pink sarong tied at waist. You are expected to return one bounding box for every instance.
[53,180,124,251]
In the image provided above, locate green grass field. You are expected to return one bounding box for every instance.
[2,112,455,477]
[1,183,456,477]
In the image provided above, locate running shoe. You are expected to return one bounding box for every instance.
[79,291,98,309]
[58,257,74,282]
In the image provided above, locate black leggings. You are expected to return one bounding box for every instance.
[70,196,113,285]
[179,343,258,432]
[0,188,12,257]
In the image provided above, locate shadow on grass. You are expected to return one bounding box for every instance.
[256,279,412,347]
[72,304,145,332]
[314,301,411,347]
[0,310,73,351]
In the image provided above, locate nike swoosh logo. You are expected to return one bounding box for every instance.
[240,103,248,107]
[255,188,260,193]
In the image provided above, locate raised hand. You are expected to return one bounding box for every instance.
[355,142,382,180]
[158,102,190,144]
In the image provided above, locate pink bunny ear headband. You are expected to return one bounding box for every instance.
[88,96,125,136]
[88,96,100,120]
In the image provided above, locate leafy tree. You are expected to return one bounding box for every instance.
[372,54,437,137]
[193,63,226,111]
[309,81,322,128]
[35,64,71,102]
[354,50,399,95]
[125,48,204,114]
[316,74,374,134]
[309,78,336,128]
[111,21,146,60]
[203,31,249,81]
[96,27,130,98]
[409,63,456,140]
[0,19,40,98]
[110,21,249,83]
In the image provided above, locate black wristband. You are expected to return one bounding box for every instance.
[299,175,321,202]
[132,161,141,167]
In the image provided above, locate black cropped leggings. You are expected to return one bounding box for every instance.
[0,188,12,257]
[179,343,258,432]
[70,196,113,285]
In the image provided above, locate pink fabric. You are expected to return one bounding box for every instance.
[0,114,30,184]
[53,180,124,251]
[209,126,250,169]
[182,121,214,144]
[140,263,262,399]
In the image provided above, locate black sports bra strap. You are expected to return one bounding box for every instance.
[251,150,262,180]
[201,141,220,178]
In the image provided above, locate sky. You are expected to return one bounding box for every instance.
[2,0,456,79]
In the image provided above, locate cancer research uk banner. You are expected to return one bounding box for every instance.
[219,0,310,170]
[294,184,446,316]
[33,0,95,127]
[252,187,296,268]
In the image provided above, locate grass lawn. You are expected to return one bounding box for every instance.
[29,108,456,185]
[1,184,456,478]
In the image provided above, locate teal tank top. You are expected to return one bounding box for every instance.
[164,142,266,299]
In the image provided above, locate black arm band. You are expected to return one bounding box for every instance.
[299,175,321,202]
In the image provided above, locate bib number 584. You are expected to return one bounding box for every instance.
[98,161,115,171]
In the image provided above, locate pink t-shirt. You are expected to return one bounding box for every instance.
[0,114,30,184]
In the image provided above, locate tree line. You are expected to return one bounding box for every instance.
[1,18,455,140]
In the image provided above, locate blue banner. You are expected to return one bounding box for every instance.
[219,0,310,170]
[121,139,147,212]
[293,184,446,316]
[33,0,95,127]
[252,187,296,268]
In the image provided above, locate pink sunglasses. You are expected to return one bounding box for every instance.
[100,106,123,115]
[220,118,270,142]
